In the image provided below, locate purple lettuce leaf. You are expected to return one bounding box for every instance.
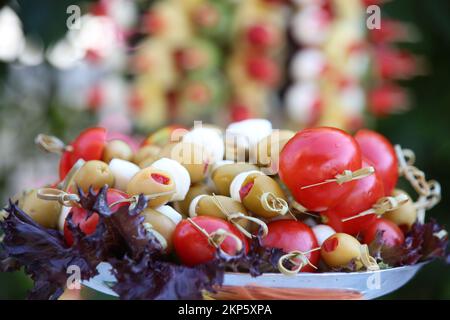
[0,201,99,299]
[369,219,448,267]
[109,247,225,300]
[220,228,287,276]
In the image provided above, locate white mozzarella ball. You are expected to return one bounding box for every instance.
[285,82,320,124]
[226,119,272,150]
[109,159,140,191]
[290,49,326,81]
[188,194,207,217]
[229,170,263,202]
[340,84,366,118]
[291,6,330,46]
[312,224,336,246]
[182,127,224,163]
[152,158,191,201]
[155,205,182,225]
[58,206,71,234]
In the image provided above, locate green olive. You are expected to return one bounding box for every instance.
[141,208,177,252]
[10,189,32,208]
[174,183,211,217]
[159,142,210,184]
[20,189,61,229]
[74,160,115,193]
[224,141,248,162]
[384,189,417,231]
[241,175,287,219]
[126,167,175,207]
[102,140,134,163]
[191,195,250,230]
[320,233,362,270]
[257,130,295,172]
[211,163,259,196]
[138,155,160,169]
[134,145,162,165]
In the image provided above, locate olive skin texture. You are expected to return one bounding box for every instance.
[212,163,259,196]
[21,189,62,229]
[74,160,115,193]
[126,167,175,207]
[191,195,250,230]
[159,142,210,184]
[138,155,160,169]
[383,189,417,232]
[141,208,177,252]
[257,130,295,172]
[320,233,363,270]
[134,145,161,165]
[241,174,287,219]
[102,139,134,163]
[174,183,211,217]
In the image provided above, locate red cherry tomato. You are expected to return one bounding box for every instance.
[262,220,320,272]
[279,127,362,212]
[64,207,99,246]
[64,189,128,246]
[321,160,385,235]
[59,150,73,182]
[363,218,405,247]
[246,24,278,48]
[173,216,248,267]
[355,129,398,196]
[59,127,107,180]
[246,56,280,86]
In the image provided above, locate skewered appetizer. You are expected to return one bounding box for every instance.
[1,120,446,301]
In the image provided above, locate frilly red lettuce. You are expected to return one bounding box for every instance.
[1,186,448,300]
[369,219,448,267]
[0,201,99,299]
[0,187,226,300]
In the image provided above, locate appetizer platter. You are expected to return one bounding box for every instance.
[0,119,447,300]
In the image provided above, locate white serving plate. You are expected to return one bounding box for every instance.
[82,261,428,299]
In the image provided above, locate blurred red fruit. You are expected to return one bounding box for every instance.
[144,11,165,34]
[369,83,409,117]
[246,24,278,49]
[375,48,419,79]
[370,19,410,43]
[87,85,104,111]
[230,103,251,122]
[246,56,280,86]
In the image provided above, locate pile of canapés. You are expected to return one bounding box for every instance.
[16,119,441,273]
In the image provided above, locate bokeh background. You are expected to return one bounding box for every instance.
[0,0,449,299]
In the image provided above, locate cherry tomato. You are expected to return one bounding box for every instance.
[59,127,107,180]
[173,216,248,267]
[262,220,320,272]
[279,127,362,212]
[246,56,280,86]
[354,129,398,196]
[246,23,279,49]
[363,218,405,247]
[64,188,128,246]
[64,206,98,246]
[321,160,385,235]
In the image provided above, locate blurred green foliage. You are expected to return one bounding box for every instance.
[376,0,450,299]
[0,0,449,299]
